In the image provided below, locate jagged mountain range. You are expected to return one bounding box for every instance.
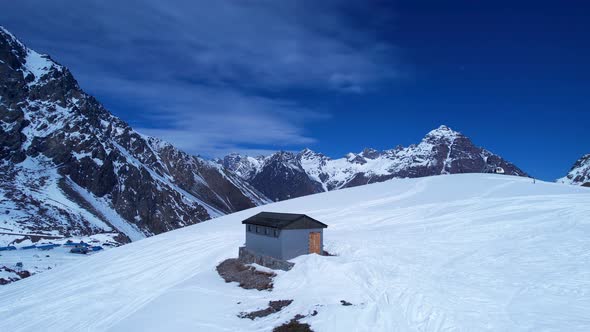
[0,27,269,244]
[558,154,590,187]
[218,125,528,201]
[1,26,561,247]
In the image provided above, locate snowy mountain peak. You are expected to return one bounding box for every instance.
[298,148,328,162]
[0,25,24,51]
[0,26,64,89]
[300,147,315,154]
[558,153,590,187]
[299,147,326,156]
[219,153,264,181]
[268,150,297,163]
[222,125,527,200]
[348,154,367,164]
[360,148,381,159]
[423,124,462,142]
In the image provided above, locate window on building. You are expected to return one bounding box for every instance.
[247,225,251,232]
[264,227,269,235]
[274,229,279,237]
[256,226,260,233]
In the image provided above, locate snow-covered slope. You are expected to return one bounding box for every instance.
[0,26,269,247]
[219,153,265,180]
[1,174,588,331]
[222,125,527,200]
[558,154,590,187]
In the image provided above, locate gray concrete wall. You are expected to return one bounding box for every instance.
[280,228,323,260]
[238,247,294,271]
[244,225,282,258]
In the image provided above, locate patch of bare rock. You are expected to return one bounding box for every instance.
[273,314,314,332]
[216,258,276,291]
[239,299,293,319]
[0,266,31,285]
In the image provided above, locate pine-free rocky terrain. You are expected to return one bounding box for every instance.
[559,154,590,187]
[0,26,269,245]
[0,26,528,249]
[0,26,270,283]
[219,125,527,201]
[0,25,530,264]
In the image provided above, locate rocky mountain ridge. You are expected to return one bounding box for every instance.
[220,125,528,201]
[0,25,534,248]
[558,154,590,187]
[0,26,269,245]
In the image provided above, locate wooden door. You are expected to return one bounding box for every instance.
[309,232,321,254]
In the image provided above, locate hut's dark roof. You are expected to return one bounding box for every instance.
[242,212,327,230]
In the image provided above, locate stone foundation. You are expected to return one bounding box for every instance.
[238,247,294,271]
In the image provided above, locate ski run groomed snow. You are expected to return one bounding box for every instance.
[1,174,589,332]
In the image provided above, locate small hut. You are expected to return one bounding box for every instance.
[241,212,327,261]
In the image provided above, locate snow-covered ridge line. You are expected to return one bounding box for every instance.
[220,125,528,201]
[0,26,270,248]
[558,153,590,186]
[23,49,63,87]
[1,174,589,331]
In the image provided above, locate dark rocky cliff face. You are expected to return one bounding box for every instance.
[219,153,264,181]
[248,152,323,201]
[0,27,269,242]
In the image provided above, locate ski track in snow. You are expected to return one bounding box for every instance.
[0,174,589,331]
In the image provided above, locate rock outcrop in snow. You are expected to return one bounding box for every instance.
[222,125,527,200]
[0,26,269,244]
[558,154,590,187]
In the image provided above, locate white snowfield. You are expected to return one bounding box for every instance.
[1,174,589,332]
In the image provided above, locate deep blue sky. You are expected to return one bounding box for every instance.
[1,1,588,180]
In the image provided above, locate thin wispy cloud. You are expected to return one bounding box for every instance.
[1,0,399,156]
[76,74,328,156]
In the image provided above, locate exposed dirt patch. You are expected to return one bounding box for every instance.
[16,270,31,279]
[0,266,31,285]
[239,299,293,320]
[322,249,336,256]
[273,315,313,332]
[340,300,353,306]
[216,258,276,291]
